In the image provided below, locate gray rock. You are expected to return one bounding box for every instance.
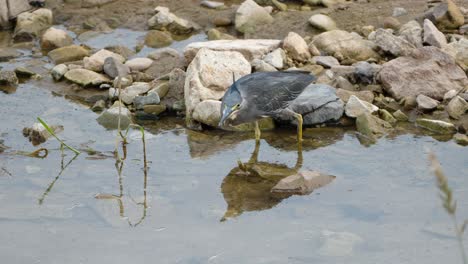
[447,96,468,119]
[283,32,311,62]
[356,112,392,139]
[163,68,186,108]
[416,118,457,134]
[308,14,337,31]
[399,20,423,48]
[332,76,354,91]
[345,95,378,118]
[0,70,19,86]
[271,170,336,195]
[393,7,408,17]
[0,48,21,62]
[64,69,111,87]
[393,110,408,121]
[146,48,185,78]
[13,8,52,42]
[444,90,458,101]
[51,64,68,81]
[48,45,90,64]
[121,82,151,104]
[103,57,130,79]
[133,91,161,110]
[312,56,340,68]
[416,94,439,111]
[429,0,464,30]
[84,49,125,72]
[373,28,415,57]
[251,59,277,72]
[263,48,285,69]
[284,84,344,125]
[96,101,132,130]
[312,30,380,64]
[105,45,136,60]
[443,38,468,71]
[378,47,467,100]
[423,19,447,48]
[91,99,106,112]
[235,0,273,34]
[354,61,381,85]
[148,6,198,35]
[336,88,374,103]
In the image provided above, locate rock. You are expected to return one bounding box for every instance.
[336,89,374,103]
[146,48,185,78]
[283,32,311,62]
[22,122,63,146]
[0,70,19,86]
[0,48,21,62]
[356,112,392,139]
[332,76,354,91]
[416,94,439,111]
[96,101,132,130]
[201,0,225,9]
[444,90,458,101]
[430,0,464,30]
[300,65,324,76]
[105,45,136,60]
[213,17,232,27]
[112,76,133,89]
[272,0,287,11]
[393,7,408,17]
[284,84,344,125]
[360,25,375,38]
[308,42,321,56]
[125,58,153,72]
[345,95,378,118]
[145,30,173,48]
[423,19,447,48]
[392,110,408,121]
[453,133,468,145]
[235,0,273,34]
[354,61,380,85]
[184,39,281,63]
[312,30,380,64]
[120,82,151,104]
[372,28,415,57]
[133,91,161,110]
[84,49,125,72]
[443,38,468,71]
[271,170,336,194]
[51,64,68,81]
[378,47,467,100]
[379,109,397,124]
[143,104,167,115]
[263,48,285,69]
[308,14,337,31]
[447,96,468,119]
[163,68,186,108]
[91,99,106,112]
[41,27,73,52]
[103,57,130,79]
[251,59,277,72]
[399,20,423,48]
[192,100,222,127]
[82,0,116,8]
[14,67,36,78]
[207,28,236,41]
[312,56,340,68]
[184,49,251,125]
[151,81,170,98]
[64,69,110,87]
[48,45,90,64]
[383,17,401,30]
[416,118,457,134]
[13,8,52,42]
[148,6,198,35]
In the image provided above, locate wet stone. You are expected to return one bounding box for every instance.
[416,94,439,111]
[91,99,106,112]
[446,96,468,120]
[0,48,22,62]
[51,64,68,81]
[379,109,397,125]
[14,67,36,78]
[453,133,468,146]
[356,112,392,139]
[103,57,130,79]
[393,110,408,121]
[143,104,167,115]
[416,118,457,134]
[96,101,132,129]
[0,70,19,86]
[345,95,378,118]
[133,91,161,110]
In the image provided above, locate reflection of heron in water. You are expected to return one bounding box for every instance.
[220,142,304,221]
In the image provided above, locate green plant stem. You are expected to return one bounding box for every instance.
[37,117,80,155]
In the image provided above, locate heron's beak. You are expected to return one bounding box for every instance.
[219,106,232,127]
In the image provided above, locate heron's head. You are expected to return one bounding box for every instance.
[219,83,243,127]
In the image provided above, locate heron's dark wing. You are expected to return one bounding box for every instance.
[235,71,315,114]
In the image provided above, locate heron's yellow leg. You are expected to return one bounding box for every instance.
[293,113,303,143]
[254,120,261,142]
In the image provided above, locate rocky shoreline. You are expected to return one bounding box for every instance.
[0,0,467,146]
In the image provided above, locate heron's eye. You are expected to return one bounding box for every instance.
[231,104,240,110]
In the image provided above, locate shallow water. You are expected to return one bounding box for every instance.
[1,24,468,264]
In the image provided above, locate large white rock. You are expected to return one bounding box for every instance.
[184,39,281,63]
[124,58,153,72]
[41,27,73,51]
[235,0,274,34]
[423,19,447,48]
[283,32,311,62]
[308,14,337,31]
[13,8,53,42]
[184,48,251,124]
[64,69,110,86]
[345,95,378,118]
[263,48,285,69]
[83,49,125,72]
[192,100,222,127]
[399,20,423,48]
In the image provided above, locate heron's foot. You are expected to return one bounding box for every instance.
[293,113,303,143]
[254,121,261,142]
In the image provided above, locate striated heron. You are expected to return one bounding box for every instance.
[219,71,316,142]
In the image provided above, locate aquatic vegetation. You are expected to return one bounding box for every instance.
[429,153,467,264]
[37,117,80,155]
